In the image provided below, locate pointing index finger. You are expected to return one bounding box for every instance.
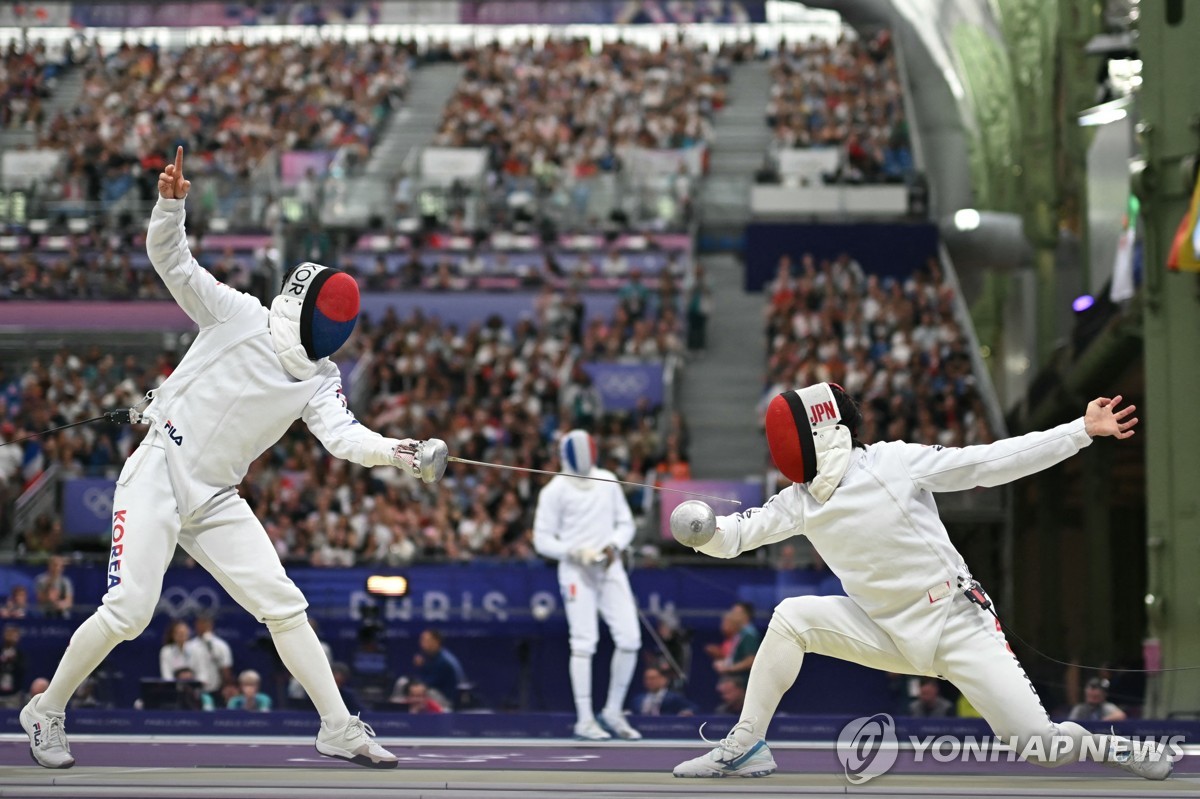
[174,146,184,176]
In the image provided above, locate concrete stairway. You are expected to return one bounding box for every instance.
[0,64,86,189]
[324,62,461,226]
[699,60,774,229]
[679,253,769,480]
[365,61,461,179]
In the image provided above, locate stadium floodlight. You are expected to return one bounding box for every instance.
[953,209,981,231]
[366,575,409,597]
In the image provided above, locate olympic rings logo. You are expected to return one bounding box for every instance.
[155,586,222,619]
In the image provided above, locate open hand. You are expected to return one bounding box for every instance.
[158,146,191,200]
[1084,395,1138,439]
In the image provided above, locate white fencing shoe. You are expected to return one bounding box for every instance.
[599,709,643,740]
[673,720,776,778]
[20,695,74,769]
[315,715,398,769]
[1105,737,1173,781]
[574,718,613,740]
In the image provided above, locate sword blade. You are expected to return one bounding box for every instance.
[445,456,742,505]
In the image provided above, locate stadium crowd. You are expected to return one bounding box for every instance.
[25,37,413,208]
[0,39,64,132]
[434,38,730,191]
[764,31,912,184]
[761,252,994,453]
[0,288,689,563]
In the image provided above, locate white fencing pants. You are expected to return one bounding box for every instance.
[763,592,1104,767]
[558,560,642,656]
[99,442,307,640]
[559,560,641,722]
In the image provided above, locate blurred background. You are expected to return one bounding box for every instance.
[0,0,1195,735]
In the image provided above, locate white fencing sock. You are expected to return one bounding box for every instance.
[570,653,594,723]
[271,619,350,731]
[40,614,122,713]
[733,627,805,748]
[603,648,638,715]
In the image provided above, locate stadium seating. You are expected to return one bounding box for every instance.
[764,31,913,185]
[761,251,995,455]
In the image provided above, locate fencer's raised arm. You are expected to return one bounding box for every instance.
[146,147,245,329]
[301,372,414,470]
[697,492,804,559]
[894,418,1093,493]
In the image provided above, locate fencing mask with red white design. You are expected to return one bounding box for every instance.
[765,382,855,503]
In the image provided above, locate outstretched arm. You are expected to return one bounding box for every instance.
[301,372,419,473]
[697,491,805,559]
[147,147,245,328]
[898,396,1138,493]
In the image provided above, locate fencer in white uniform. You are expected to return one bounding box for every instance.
[533,430,643,740]
[671,382,1171,781]
[22,149,442,770]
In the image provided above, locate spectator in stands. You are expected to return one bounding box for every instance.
[685,265,712,350]
[1068,678,1127,722]
[390,677,446,714]
[34,555,74,618]
[172,667,215,711]
[715,675,747,715]
[0,624,27,709]
[909,678,955,717]
[1,585,30,619]
[228,669,273,712]
[28,677,49,701]
[160,620,195,681]
[650,612,693,691]
[187,615,234,703]
[413,629,466,710]
[705,602,760,682]
[630,665,696,716]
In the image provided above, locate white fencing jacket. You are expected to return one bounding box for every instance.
[141,197,403,517]
[532,470,636,565]
[698,420,1094,673]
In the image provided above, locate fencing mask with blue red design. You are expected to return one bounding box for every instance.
[559,429,597,477]
[765,382,856,503]
[269,262,360,380]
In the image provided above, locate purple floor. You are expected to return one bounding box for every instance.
[2,739,1196,777]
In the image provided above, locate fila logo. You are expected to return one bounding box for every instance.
[32,722,42,747]
[808,400,837,426]
[163,419,183,446]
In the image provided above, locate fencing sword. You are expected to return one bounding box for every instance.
[407,439,741,506]
[0,404,149,447]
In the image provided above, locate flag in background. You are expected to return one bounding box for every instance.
[1167,168,1200,272]
[1111,193,1139,302]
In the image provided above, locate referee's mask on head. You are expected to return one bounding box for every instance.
[559,429,597,476]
